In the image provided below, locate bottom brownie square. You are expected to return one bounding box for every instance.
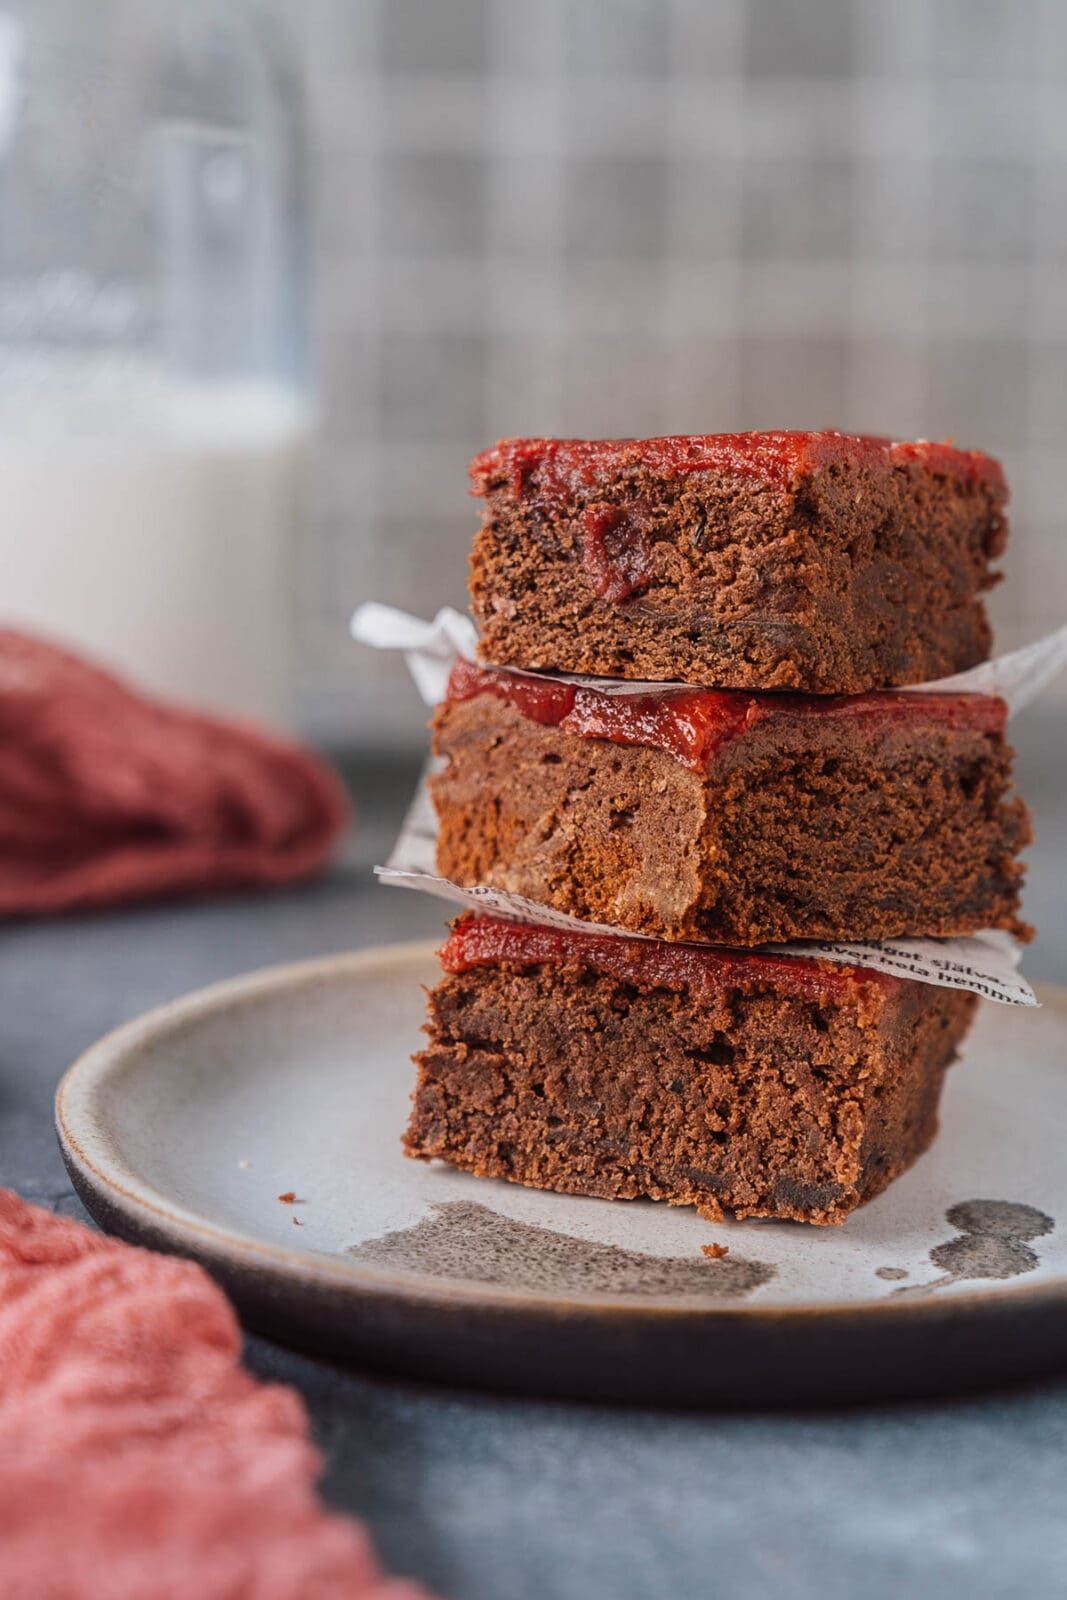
[406,917,977,1225]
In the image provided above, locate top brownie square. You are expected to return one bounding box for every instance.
[468,431,1007,692]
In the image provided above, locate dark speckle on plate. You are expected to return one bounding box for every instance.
[349,1200,776,1299]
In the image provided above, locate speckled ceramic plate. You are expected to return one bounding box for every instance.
[57,941,1067,1407]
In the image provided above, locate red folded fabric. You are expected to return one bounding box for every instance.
[0,1190,430,1599]
[0,630,349,915]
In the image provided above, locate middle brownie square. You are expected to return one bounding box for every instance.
[430,660,1031,947]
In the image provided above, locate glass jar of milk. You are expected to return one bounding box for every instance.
[0,0,310,727]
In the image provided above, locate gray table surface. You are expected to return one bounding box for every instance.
[4,727,1067,1600]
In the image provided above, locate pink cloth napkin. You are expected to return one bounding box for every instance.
[0,1190,430,1599]
[0,630,350,916]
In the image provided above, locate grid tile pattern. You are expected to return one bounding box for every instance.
[287,0,1067,747]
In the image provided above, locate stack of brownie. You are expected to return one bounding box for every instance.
[405,432,1032,1225]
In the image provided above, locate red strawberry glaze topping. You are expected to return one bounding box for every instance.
[440,915,900,1001]
[445,659,1007,775]
[470,431,1006,505]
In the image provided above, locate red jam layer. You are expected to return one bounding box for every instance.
[440,916,899,1002]
[580,500,656,602]
[446,659,1007,775]
[470,431,1007,504]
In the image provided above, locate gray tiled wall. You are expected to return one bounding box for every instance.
[287,0,1067,748]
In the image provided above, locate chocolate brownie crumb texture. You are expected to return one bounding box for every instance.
[431,663,1032,946]
[469,432,1007,693]
[406,918,977,1226]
